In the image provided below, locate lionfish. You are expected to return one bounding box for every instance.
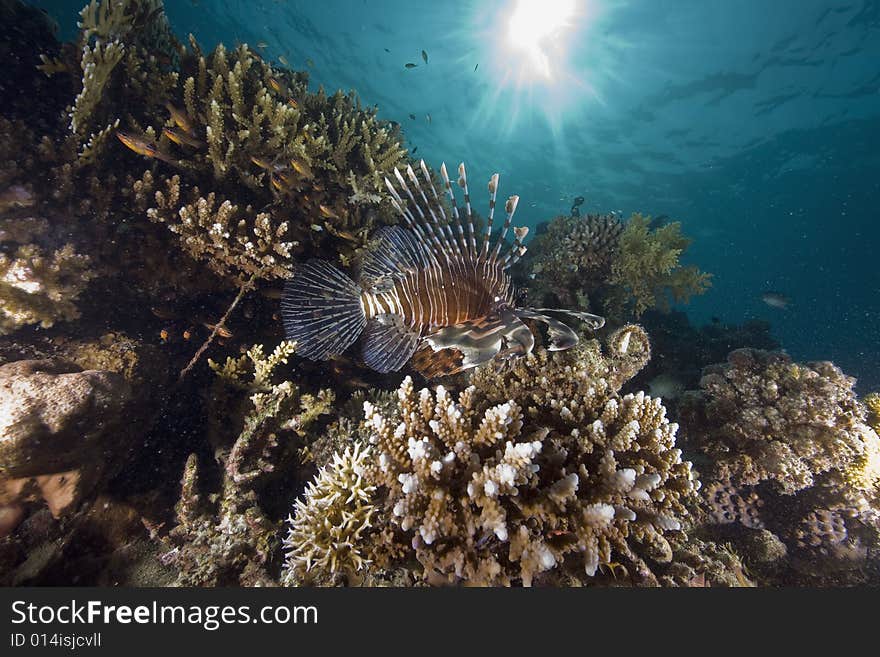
[281,160,605,377]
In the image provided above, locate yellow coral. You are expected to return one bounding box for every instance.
[865,392,880,433]
[281,443,377,585]
[609,213,711,317]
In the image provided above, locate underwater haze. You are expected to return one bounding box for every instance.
[35,0,880,390]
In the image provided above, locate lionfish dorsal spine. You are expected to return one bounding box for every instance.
[480,173,500,261]
[492,194,520,262]
[502,225,530,267]
[404,163,454,262]
[440,162,470,258]
[386,169,443,269]
[419,159,464,261]
[457,162,477,259]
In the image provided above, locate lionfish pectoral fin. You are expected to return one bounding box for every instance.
[281,260,367,360]
[425,314,506,369]
[425,311,533,369]
[361,314,420,373]
[358,225,426,286]
[499,309,535,358]
[526,307,606,331]
[515,308,582,351]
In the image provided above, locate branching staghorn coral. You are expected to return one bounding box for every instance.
[138,172,295,282]
[287,326,700,586]
[161,341,335,586]
[609,214,711,318]
[53,0,179,150]
[680,348,880,583]
[136,38,407,280]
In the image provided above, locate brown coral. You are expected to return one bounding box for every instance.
[680,349,880,583]
[681,349,875,495]
[525,213,622,306]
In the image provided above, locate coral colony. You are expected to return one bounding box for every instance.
[0,0,877,587]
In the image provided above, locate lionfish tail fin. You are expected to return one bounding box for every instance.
[281,260,367,360]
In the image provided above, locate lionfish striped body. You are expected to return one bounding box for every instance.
[282,160,604,376]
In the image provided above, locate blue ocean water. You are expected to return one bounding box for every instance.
[35,0,880,391]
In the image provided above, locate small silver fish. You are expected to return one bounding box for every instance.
[761,291,791,309]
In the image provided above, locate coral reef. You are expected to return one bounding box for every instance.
[681,349,877,494]
[159,341,335,586]
[520,212,710,322]
[660,535,756,587]
[131,38,407,282]
[680,348,880,584]
[0,239,96,335]
[523,213,622,307]
[628,310,779,414]
[865,392,880,433]
[1,0,874,591]
[285,327,700,586]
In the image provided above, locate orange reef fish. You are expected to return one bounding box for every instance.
[289,158,313,178]
[318,204,338,219]
[165,102,194,135]
[267,76,286,94]
[203,321,233,338]
[281,160,605,375]
[116,131,176,164]
[163,126,204,148]
[270,170,296,192]
[250,155,276,170]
